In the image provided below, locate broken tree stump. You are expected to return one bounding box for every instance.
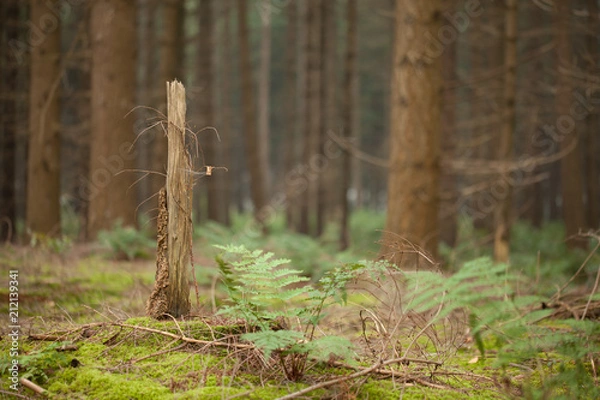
[146,187,169,318]
[147,80,193,318]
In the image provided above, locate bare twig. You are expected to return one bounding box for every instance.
[553,232,600,302]
[20,378,46,395]
[113,323,254,350]
[0,389,31,399]
[276,356,443,400]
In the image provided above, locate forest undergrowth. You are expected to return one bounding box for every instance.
[1,213,599,399]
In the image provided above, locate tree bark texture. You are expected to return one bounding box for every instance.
[26,0,62,237]
[166,80,192,318]
[383,0,442,263]
[340,0,357,250]
[237,0,269,229]
[555,0,587,247]
[88,0,137,238]
[493,0,517,263]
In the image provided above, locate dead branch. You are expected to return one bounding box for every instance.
[276,356,445,400]
[113,323,254,350]
[20,378,46,395]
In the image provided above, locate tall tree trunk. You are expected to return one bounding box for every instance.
[586,0,599,229]
[215,0,232,226]
[383,0,442,263]
[493,0,517,263]
[237,0,269,229]
[317,0,336,237]
[136,0,156,224]
[300,0,322,236]
[555,1,586,247]
[26,0,62,237]
[0,1,20,242]
[151,0,183,206]
[88,0,137,238]
[283,0,298,229]
[340,0,357,250]
[198,0,220,223]
[292,0,308,232]
[440,4,458,249]
[62,3,91,240]
[258,0,271,196]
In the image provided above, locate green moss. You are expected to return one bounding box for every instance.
[48,367,172,399]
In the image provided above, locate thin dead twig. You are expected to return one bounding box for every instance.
[276,356,444,400]
[113,323,254,350]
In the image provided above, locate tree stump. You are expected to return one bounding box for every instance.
[147,80,192,318]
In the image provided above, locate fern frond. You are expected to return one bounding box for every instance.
[242,330,305,360]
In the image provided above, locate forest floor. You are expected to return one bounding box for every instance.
[1,215,599,399]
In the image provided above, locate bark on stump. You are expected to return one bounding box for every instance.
[147,80,192,318]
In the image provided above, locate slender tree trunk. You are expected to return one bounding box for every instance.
[283,0,298,229]
[258,0,271,196]
[26,0,61,237]
[340,0,357,250]
[293,0,308,232]
[198,0,220,223]
[0,1,19,242]
[62,3,91,240]
[317,0,336,237]
[151,0,183,204]
[237,0,269,229]
[300,0,322,236]
[383,0,442,263]
[88,0,137,238]
[440,3,458,249]
[216,0,233,226]
[555,1,586,247]
[493,0,517,263]
[586,0,599,229]
[137,0,156,224]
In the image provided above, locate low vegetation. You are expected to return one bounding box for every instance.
[1,213,599,399]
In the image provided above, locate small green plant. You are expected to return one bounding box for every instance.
[215,245,365,380]
[98,220,154,260]
[1,342,72,384]
[28,231,73,255]
[403,256,600,398]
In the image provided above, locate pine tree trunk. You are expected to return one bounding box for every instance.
[383,0,442,263]
[26,0,62,237]
[237,0,269,229]
[300,0,322,236]
[136,0,156,224]
[0,1,19,242]
[258,0,271,196]
[198,0,221,223]
[88,0,137,238]
[215,0,233,226]
[62,3,91,240]
[151,0,183,207]
[493,0,517,263]
[440,3,458,249]
[283,0,298,229]
[586,0,599,229]
[555,1,586,247]
[340,0,357,250]
[317,0,336,237]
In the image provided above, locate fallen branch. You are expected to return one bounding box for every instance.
[276,356,443,400]
[113,323,254,350]
[0,389,31,399]
[20,377,46,395]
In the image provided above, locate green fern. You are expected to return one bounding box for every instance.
[403,256,600,398]
[215,245,360,379]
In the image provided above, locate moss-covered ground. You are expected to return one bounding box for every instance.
[1,218,598,399]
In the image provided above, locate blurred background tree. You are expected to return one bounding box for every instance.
[0,0,598,268]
